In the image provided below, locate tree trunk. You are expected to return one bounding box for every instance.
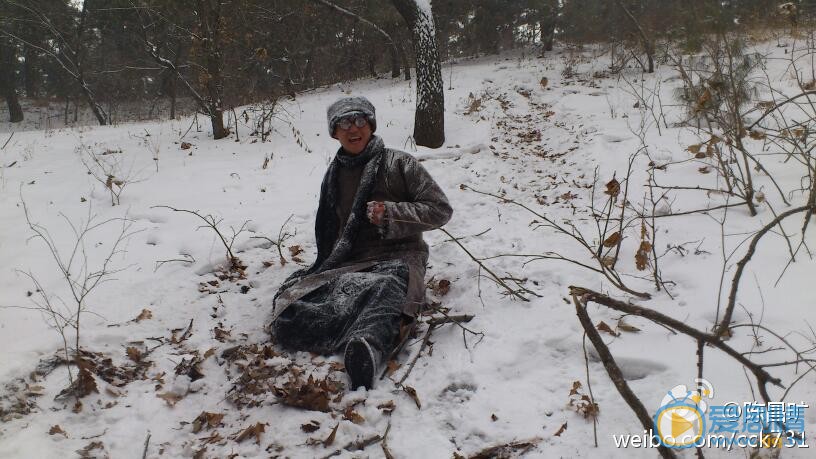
[22,44,38,98]
[197,0,228,139]
[390,0,445,148]
[367,54,377,78]
[169,74,177,120]
[73,1,108,125]
[616,0,655,73]
[398,41,411,81]
[3,92,23,123]
[389,43,400,78]
[0,40,24,122]
[539,3,556,52]
[210,109,228,140]
[78,81,108,125]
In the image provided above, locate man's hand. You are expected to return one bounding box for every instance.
[366,201,385,226]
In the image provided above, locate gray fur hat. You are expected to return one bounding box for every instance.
[327,96,377,135]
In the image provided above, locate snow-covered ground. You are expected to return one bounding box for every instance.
[1,40,815,459]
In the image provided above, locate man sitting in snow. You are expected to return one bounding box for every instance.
[270,96,453,390]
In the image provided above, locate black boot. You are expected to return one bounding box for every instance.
[344,336,380,390]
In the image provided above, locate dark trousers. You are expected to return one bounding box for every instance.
[272,259,408,357]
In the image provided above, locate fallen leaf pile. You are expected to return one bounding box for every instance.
[224,344,345,411]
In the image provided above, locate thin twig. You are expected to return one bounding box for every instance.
[142,431,151,459]
[582,333,598,448]
[1,132,13,149]
[571,293,676,459]
[434,226,529,302]
[716,204,814,336]
[397,324,435,385]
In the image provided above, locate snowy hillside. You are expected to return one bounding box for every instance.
[1,41,815,459]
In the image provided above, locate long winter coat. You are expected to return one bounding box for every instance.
[273,136,453,320]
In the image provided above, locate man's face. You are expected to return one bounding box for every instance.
[333,115,372,155]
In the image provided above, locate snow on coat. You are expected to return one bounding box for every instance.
[272,136,453,320]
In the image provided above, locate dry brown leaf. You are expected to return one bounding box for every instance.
[323,422,339,447]
[192,411,225,434]
[133,309,152,322]
[568,380,582,396]
[698,166,711,174]
[686,144,702,154]
[617,320,641,333]
[49,425,67,437]
[433,279,451,296]
[377,400,396,414]
[403,385,421,409]
[602,232,621,248]
[635,240,652,271]
[464,97,482,115]
[288,245,304,257]
[76,441,105,459]
[749,130,766,140]
[157,391,183,407]
[180,142,192,150]
[343,406,365,425]
[328,361,345,372]
[301,420,321,433]
[604,178,620,197]
[596,321,619,337]
[385,360,401,377]
[554,422,568,437]
[213,326,231,342]
[540,77,549,88]
[126,346,142,363]
[271,374,338,412]
[235,422,265,445]
[575,394,600,419]
[73,362,99,399]
[695,89,711,112]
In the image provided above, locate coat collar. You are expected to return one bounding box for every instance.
[335,135,384,168]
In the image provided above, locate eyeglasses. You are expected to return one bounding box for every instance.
[336,115,368,131]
